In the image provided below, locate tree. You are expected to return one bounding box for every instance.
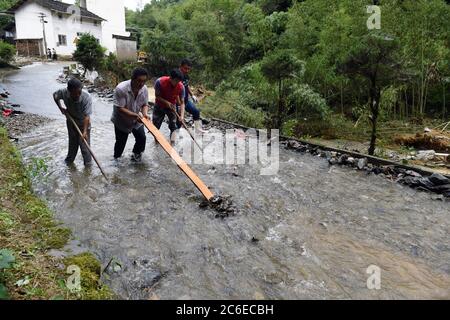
[73,34,106,75]
[260,50,303,128]
[0,0,17,29]
[338,33,401,155]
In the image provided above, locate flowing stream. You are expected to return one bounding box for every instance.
[3,62,449,299]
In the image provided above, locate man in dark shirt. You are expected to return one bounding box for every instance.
[179,59,207,133]
[53,78,93,166]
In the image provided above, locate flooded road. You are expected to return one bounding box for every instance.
[3,63,449,300]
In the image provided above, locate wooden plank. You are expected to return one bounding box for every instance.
[139,115,214,201]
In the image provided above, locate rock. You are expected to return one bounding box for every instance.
[300,245,307,256]
[337,154,348,165]
[372,167,383,175]
[251,237,260,243]
[417,150,436,161]
[405,170,422,178]
[431,194,445,201]
[430,184,450,196]
[287,140,301,150]
[328,157,338,165]
[200,195,237,218]
[357,158,368,170]
[428,173,450,186]
[319,222,328,229]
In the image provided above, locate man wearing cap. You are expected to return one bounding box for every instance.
[53,78,93,166]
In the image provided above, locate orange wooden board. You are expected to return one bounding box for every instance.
[140,116,214,201]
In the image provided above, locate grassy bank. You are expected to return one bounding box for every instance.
[200,93,449,174]
[0,125,114,300]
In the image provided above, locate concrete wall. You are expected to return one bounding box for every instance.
[14,2,51,40]
[114,37,137,62]
[14,1,102,56]
[51,10,102,56]
[86,0,129,54]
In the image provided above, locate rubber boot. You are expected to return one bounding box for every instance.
[194,120,208,134]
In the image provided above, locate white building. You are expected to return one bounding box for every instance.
[10,0,136,60]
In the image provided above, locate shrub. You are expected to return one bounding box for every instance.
[73,34,106,74]
[0,41,15,64]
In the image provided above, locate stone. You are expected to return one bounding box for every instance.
[328,157,338,165]
[428,173,450,186]
[337,154,348,165]
[357,158,368,170]
[287,140,301,149]
[405,170,422,178]
[417,150,436,161]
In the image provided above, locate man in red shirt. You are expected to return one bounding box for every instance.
[153,69,186,145]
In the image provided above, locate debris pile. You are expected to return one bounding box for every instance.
[397,172,450,198]
[57,64,115,103]
[200,195,237,219]
[0,86,52,137]
[394,129,450,153]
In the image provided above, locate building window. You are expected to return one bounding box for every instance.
[58,35,67,46]
[80,17,83,24]
[94,20,98,26]
[58,13,63,19]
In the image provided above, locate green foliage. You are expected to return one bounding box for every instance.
[0,249,15,300]
[260,49,302,83]
[0,41,15,63]
[26,157,50,182]
[0,0,17,31]
[126,0,450,145]
[63,253,114,300]
[101,53,138,85]
[288,83,330,119]
[0,249,15,269]
[73,34,106,73]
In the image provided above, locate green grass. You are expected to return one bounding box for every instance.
[0,126,114,300]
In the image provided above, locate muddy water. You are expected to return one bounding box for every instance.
[4,63,450,300]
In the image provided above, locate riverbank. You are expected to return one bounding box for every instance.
[199,93,450,176]
[0,120,114,300]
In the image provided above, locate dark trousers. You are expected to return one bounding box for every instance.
[114,125,146,159]
[66,120,92,165]
[152,105,178,133]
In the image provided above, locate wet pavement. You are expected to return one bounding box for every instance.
[3,62,449,300]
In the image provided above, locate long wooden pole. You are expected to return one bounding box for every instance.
[167,104,204,151]
[66,114,109,182]
[138,113,214,201]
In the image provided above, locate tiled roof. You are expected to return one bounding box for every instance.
[9,0,105,21]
